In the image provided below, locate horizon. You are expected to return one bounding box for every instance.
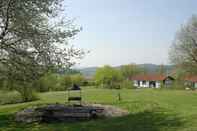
[66,0,197,67]
[74,63,174,69]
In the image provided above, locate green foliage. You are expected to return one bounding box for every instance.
[120,64,142,79]
[170,67,188,90]
[0,79,38,102]
[34,72,86,92]
[36,73,58,92]
[35,72,66,92]
[95,65,123,89]
[0,91,23,105]
[70,74,85,86]
[62,75,72,89]
[171,81,185,90]
[0,0,84,101]
[84,81,96,87]
[15,83,38,102]
[120,80,135,89]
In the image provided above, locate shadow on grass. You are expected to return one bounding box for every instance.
[0,109,185,131]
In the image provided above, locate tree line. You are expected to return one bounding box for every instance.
[94,64,145,89]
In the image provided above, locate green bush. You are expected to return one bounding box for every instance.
[35,73,80,92]
[70,74,85,86]
[35,73,65,92]
[0,91,23,105]
[82,80,96,87]
[16,85,38,102]
[171,81,185,90]
[35,72,87,92]
[0,88,38,105]
[120,80,135,89]
[61,75,72,89]
[34,79,50,92]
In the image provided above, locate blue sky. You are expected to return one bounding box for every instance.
[65,0,197,67]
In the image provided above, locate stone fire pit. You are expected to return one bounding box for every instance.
[15,104,128,123]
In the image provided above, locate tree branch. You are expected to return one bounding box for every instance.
[0,0,12,40]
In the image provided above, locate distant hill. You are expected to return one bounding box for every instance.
[79,67,98,77]
[138,64,174,74]
[79,64,174,77]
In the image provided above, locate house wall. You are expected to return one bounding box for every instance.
[133,80,138,87]
[140,81,143,87]
[133,80,161,88]
[139,81,149,88]
[133,80,150,88]
[156,81,161,88]
[145,81,149,88]
[195,82,197,88]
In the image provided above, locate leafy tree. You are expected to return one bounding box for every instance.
[120,64,142,79]
[70,74,85,86]
[36,72,60,92]
[157,64,165,75]
[170,65,189,90]
[62,75,72,89]
[0,0,84,100]
[169,15,197,74]
[94,65,123,89]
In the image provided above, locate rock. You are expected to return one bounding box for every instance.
[15,104,128,123]
[88,104,129,118]
[185,87,191,90]
[15,108,42,123]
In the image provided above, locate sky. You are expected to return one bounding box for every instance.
[65,0,197,67]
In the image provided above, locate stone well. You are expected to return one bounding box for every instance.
[15,104,129,123]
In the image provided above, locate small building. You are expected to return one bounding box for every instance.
[184,76,197,89]
[130,74,175,88]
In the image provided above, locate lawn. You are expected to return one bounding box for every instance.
[1,88,197,131]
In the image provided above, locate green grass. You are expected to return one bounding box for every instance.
[1,88,197,131]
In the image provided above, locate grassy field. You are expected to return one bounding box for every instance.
[1,88,197,131]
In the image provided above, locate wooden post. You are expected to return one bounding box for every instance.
[118,91,121,101]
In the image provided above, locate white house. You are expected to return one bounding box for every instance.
[130,74,175,88]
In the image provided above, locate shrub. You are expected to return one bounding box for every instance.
[70,74,85,86]
[82,80,96,87]
[61,75,72,90]
[35,73,64,92]
[171,80,185,90]
[120,80,135,89]
[35,72,86,92]
[34,79,50,92]
[0,91,23,105]
[16,85,38,102]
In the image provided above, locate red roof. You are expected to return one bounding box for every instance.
[130,74,172,81]
[184,76,197,82]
